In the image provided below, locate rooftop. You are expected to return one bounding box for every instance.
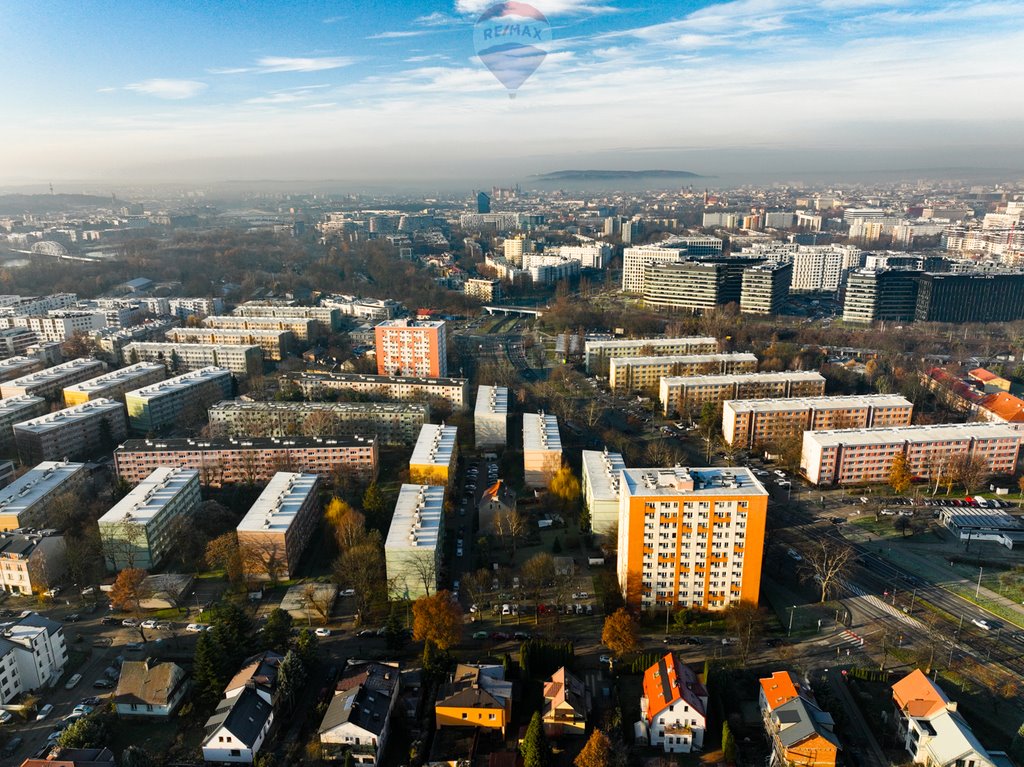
[410,424,457,467]
[523,412,561,452]
[0,394,45,416]
[612,352,758,368]
[475,385,509,416]
[725,394,912,413]
[586,336,717,351]
[125,341,259,354]
[5,358,103,387]
[13,398,123,434]
[291,371,467,387]
[0,461,85,516]
[0,355,39,372]
[581,449,626,502]
[385,484,445,551]
[98,467,199,526]
[62,362,166,396]
[804,422,1022,447]
[0,530,59,560]
[376,318,445,329]
[237,472,318,534]
[169,327,291,338]
[125,367,231,400]
[209,399,429,416]
[119,435,376,451]
[621,466,768,498]
[662,370,827,386]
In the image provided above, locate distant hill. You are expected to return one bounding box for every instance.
[533,169,703,181]
[0,194,117,214]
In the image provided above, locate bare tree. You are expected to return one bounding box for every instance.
[493,509,528,560]
[302,410,339,438]
[302,583,334,625]
[101,520,148,571]
[404,553,437,598]
[802,540,854,603]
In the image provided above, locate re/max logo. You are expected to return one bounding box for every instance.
[481,24,544,40]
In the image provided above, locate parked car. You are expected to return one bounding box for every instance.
[0,710,13,725]
[185,623,206,633]
[140,620,158,629]
[1,736,22,757]
[155,621,172,630]
[786,548,803,561]
[92,679,114,690]
[101,616,120,626]
[599,654,612,664]
[72,705,94,716]
[43,587,61,598]
[35,704,53,720]
[121,618,139,628]
[314,628,331,637]
[340,588,356,597]
[64,613,81,623]
[79,697,101,706]
[472,631,488,640]
[972,618,992,630]
[64,673,82,690]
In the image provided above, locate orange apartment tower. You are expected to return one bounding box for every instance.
[616,467,768,610]
[375,319,448,378]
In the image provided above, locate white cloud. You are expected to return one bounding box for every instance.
[455,0,615,16]
[210,56,354,75]
[322,15,346,24]
[368,30,427,39]
[415,11,458,25]
[123,79,207,99]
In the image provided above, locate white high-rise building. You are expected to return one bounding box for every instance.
[622,246,686,293]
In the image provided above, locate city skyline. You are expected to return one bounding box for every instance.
[1,0,1023,186]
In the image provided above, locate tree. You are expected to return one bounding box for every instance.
[889,452,913,494]
[951,453,990,495]
[721,721,737,764]
[110,568,151,616]
[412,591,463,650]
[193,630,227,702]
[57,714,108,748]
[303,410,339,438]
[102,520,147,571]
[601,608,640,658]
[803,540,854,603]
[548,464,581,515]
[521,552,555,605]
[302,583,334,625]
[259,608,293,653]
[333,530,386,623]
[205,532,244,586]
[362,481,386,526]
[384,607,407,651]
[276,650,307,713]
[296,628,320,669]
[1018,475,1024,507]
[121,747,153,767]
[575,729,613,767]
[324,498,366,551]
[493,509,528,559]
[894,515,913,537]
[520,711,550,767]
[724,601,763,664]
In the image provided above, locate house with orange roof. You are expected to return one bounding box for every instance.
[758,671,812,713]
[541,666,590,737]
[759,671,840,767]
[638,653,707,753]
[967,368,1011,394]
[977,392,1024,427]
[891,669,1005,767]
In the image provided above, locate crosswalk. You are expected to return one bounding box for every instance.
[841,580,925,629]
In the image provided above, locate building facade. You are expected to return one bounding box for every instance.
[123,342,262,377]
[236,473,321,580]
[288,372,468,410]
[660,371,827,417]
[0,531,67,596]
[523,413,562,488]
[125,367,233,433]
[622,246,686,293]
[374,319,447,378]
[62,362,167,406]
[584,337,718,375]
[740,262,793,315]
[0,355,44,383]
[385,484,445,600]
[409,424,458,487]
[203,315,316,342]
[0,395,48,454]
[581,448,626,537]
[0,462,87,531]
[165,327,292,361]
[0,358,105,401]
[610,353,759,394]
[14,398,128,465]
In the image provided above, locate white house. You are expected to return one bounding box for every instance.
[0,612,68,697]
[202,652,283,764]
[318,661,401,765]
[638,653,707,753]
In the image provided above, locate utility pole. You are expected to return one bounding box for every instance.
[788,605,796,637]
[976,566,983,599]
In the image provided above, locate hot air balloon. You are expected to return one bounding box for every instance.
[473,2,551,98]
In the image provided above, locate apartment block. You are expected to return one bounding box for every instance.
[660,371,827,417]
[203,315,316,342]
[610,353,758,394]
[0,612,68,703]
[474,385,508,449]
[0,531,67,596]
[236,472,321,580]
[14,398,128,465]
[622,245,686,293]
[14,311,107,342]
[287,372,468,410]
[98,467,202,571]
[319,294,400,321]
[123,341,262,377]
[584,336,718,375]
[385,484,445,600]
[62,362,167,406]
[207,400,429,446]
[616,467,768,610]
[166,297,223,320]
[0,395,48,453]
[581,448,626,537]
[523,413,562,488]
[842,269,922,324]
[409,424,458,487]
[0,461,87,531]
[801,423,1023,486]
[0,356,45,385]
[165,327,292,361]
[740,262,793,315]
[114,436,378,487]
[0,358,105,401]
[374,319,448,378]
[0,330,38,360]
[233,303,342,331]
[96,319,176,359]
[723,394,914,450]
[464,278,502,302]
[124,367,233,433]
[642,261,729,310]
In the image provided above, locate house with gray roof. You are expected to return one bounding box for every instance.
[114,658,188,718]
[318,662,401,765]
[202,651,283,764]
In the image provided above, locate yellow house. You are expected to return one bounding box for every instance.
[542,667,590,737]
[435,664,511,736]
[409,424,457,488]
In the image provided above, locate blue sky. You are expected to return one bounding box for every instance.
[1,0,1022,185]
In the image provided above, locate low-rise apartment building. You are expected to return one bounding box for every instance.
[114,436,378,487]
[0,612,68,702]
[98,467,202,571]
[474,385,508,450]
[523,413,562,488]
[0,462,87,531]
[13,398,128,465]
[287,372,468,410]
[0,395,48,454]
[233,303,342,331]
[125,367,233,433]
[236,472,320,580]
[165,327,292,361]
[0,531,67,596]
[801,423,1023,486]
[610,353,758,394]
[584,336,718,375]
[409,424,458,487]
[204,314,316,342]
[660,371,827,417]
[123,341,262,377]
[0,358,105,402]
[723,394,914,449]
[0,328,38,359]
[385,484,445,600]
[581,448,626,537]
[0,355,44,383]
[62,362,167,406]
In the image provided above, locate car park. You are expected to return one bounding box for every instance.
[64,673,82,690]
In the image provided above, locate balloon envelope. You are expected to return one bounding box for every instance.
[478,43,547,93]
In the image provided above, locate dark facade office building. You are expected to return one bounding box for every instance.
[914,272,1024,323]
[476,191,491,214]
[843,269,922,324]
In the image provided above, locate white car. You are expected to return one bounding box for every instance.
[140,620,158,629]
[35,704,53,721]
[787,548,803,562]
[340,588,356,597]
[185,623,206,633]
[314,628,331,637]
[0,710,12,724]
[599,654,612,664]
[972,618,992,630]
[64,673,82,690]
[774,470,787,478]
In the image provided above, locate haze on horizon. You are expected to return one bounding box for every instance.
[2,0,1023,188]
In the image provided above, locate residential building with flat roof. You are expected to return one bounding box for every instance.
[207,400,429,446]
[0,358,105,401]
[581,449,625,537]
[319,294,400,321]
[0,328,38,359]
[616,467,768,610]
[14,398,127,465]
[584,337,718,375]
[96,318,176,358]
[723,394,914,450]
[0,612,68,701]
[62,362,167,406]
[660,371,827,417]
[236,472,320,580]
[474,385,508,450]
[0,530,67,596]
[287,372,468,410]
[125,367,233,433]
[0,461,87,531]
[0,395,47,454]
[740,261,793,315]
[165,327,292,361]
[374,319,448,378]
[642,261,730,310]
[622,245,686,293]
[98,467,201,571]
[123,341,262,377]
[409,424,458,487]
[0,355,44,383]
[464,278,501,302]
[385,484,445,599]
[523,413,562,488]
[233,303,342,331]
[203,314,316,341]
[610,353,758,394]
[801,423,1023,486]
[114,436,378,487]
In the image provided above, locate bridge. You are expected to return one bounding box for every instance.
[482,305,546,318]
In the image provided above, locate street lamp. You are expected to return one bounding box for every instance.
[788,605,796,637]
